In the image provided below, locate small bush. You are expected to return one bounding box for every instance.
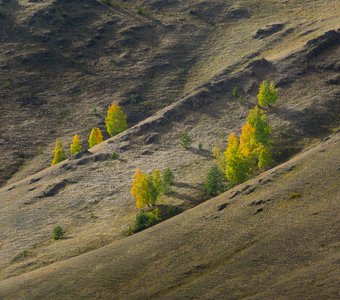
[203,165,225,196]
[163,167,174,194]
[232,86,239,98]
[128,208,161,234]
[101,0,112,6]
[137,7,147,15]
[198,143,203,150]
[180,130,192,149]
[258,80,278,107]
[112,151,119,159]
[289,193,302,199]
[53,225,64,240]
[232,86,245,104]
[12,250,28,262]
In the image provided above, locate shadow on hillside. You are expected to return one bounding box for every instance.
[187,147,212,158]
[274,100,339,138]
[173,181,201,190]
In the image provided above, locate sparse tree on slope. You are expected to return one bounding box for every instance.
[257,80,278,107]
[239,122,257,159]
[246,106,271,146]
[51,139,67,166]
[258,145,272,170]
[203,164,225,196]
[212,146,226,174]
[88,127,103,148]
[70,134,82,156]
[131,168,147,209]
[163,167,174,194]
[180,130,192,149]
[105,102,128,137]
[131,168,171,208]
[225,133,253,185]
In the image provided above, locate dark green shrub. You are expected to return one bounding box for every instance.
[128,208,161,234]
[232,86,245,104]
[137,7,147,15]
[53,225,64,240]
[112,151,119,159]
[101,0,112,6]
[163,167,174,194]
[203,165,225,197]
[180,130,192,149]
[0,7,5,18]
[12,250,28,262]
[232,86,239,99]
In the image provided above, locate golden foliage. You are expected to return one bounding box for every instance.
[88,127,103,148]
[70,134,82,156]
[105,102,128,137]
[51,138,67,166]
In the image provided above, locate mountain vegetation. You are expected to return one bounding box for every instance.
[0,0,339,298]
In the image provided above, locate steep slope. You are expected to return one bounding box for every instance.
[0,130,339,299]
[0,25,339,281]
[1,0,339,185]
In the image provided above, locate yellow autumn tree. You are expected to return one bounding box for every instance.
[239,122,257,158]
[105,102,128,137]
[70,134,82,156]
[131,168,166,208]
[51,138,67,166]
[131,168,147,208]
[225,132,254,186]
[88,127,103,148]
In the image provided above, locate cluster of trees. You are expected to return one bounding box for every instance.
[131,168,174,208]
[129,168,174,234]
[51,102,127,166]
[204,80,278,195]
[224,105,272,185]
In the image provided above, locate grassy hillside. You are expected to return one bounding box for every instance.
[0,0,339,297]
[1,0,339,185]
[0,130,339,299]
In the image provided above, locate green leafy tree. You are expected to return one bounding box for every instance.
[51,139,67,166]
[203,164,225,196]
[257,80,278,107]
[180,130,192,149]
[53,225,64,240]
[128,208,161,234]
[105,102,128,137]
[163,167,174,194]
[70,134,82,156]
[232,86,239,98]
[212,146,226,174]
[88,127,103,148]
[246,106,271,146]
[258,145,272,169]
